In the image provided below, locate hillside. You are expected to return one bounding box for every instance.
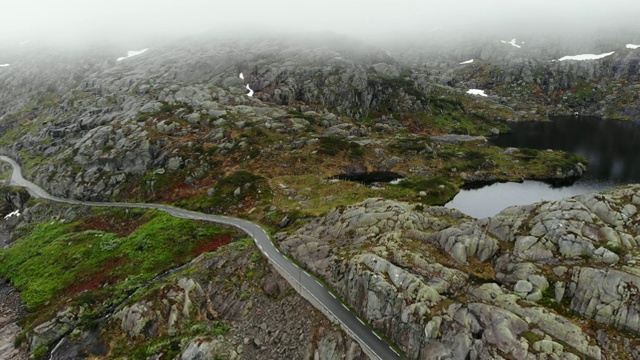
[1,32,639,359]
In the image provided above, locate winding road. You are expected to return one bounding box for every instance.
[0,156,403,360]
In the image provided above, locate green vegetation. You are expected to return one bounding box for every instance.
[0,208,235,311]
[604,243,624,255]
[317,136,364,157]
[178,171,272,214]
[521,330,544,343]
[396,176,459,205]
[110,320,230,359]
[388,137,433,154]
[136,101,194,123]
[575,84,594,102]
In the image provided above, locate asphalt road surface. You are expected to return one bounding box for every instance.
[0,156,403,360]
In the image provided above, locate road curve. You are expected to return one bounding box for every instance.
[0,156,403,360]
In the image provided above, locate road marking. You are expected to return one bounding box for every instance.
[315,280,322,286]
[0,156,406,360]
[358,318,365,325]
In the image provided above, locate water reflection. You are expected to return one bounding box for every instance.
[446,116,640,218]
[491,116,640,183]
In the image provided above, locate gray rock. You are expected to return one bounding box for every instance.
[167,157,183,171]
[514,280,533,294]
[185,113,201,124]
[181,337,222,360]
[139,101,164,113]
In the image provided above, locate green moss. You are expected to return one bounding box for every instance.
[317,136,363,157]
[388,137,433,153]
[250,251,262,263]
[0,209,233,311]
[178,171,272,214]
[604,243,624,255]
[396,176,460,205]
[575,84,594,101]
[521,330,544,343]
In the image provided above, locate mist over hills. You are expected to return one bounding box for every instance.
[2,3,640,359]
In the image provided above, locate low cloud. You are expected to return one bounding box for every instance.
[1,0,639,47]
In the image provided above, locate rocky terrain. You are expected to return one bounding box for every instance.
[0,282,27,360]
[1,31,640,359]
[0,34,591,207]
[280,184,640,359]
[398,37,640,121]
[0,188,367,359]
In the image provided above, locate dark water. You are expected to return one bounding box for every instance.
[446,116,640,218]
[334,171,403,184]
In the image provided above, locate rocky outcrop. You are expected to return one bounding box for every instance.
[0,282,27,360]
[280,185,640,359]
[43,242,369,360]
[415,40,640,120]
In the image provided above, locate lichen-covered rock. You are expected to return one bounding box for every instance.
[281,186,640,359]
[568,267,640,333]
[27,307,79,352]
[180,337,225,360]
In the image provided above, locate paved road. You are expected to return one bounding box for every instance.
[0,156,403,360]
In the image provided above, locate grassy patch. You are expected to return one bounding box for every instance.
[396,176,460,205]
[0,209,235,311]
[178,171,272,214]
[521,330,544,343]
[317,136,364,157]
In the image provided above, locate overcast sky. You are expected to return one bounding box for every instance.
[1,0,639,46]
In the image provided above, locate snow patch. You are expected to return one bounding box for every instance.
[558,51,614,61]
[0,64,10,67]
[116,48,149,62]
[627,44,640,49]
[460,59,474,64]
[239,72,244,80]
[4,210,20,220]
[467,89,488,97]
[246,84,254,97]
[389,178,405,185]
[501,39,521,48]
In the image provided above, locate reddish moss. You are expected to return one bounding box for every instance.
[67,257,128,295]
[192,234,234,255]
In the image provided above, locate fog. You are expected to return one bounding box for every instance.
[1,0,639,48]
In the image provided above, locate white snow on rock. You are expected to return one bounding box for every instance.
[0,64,9,67]
[4,210,20,220]
[460,59,474,64]
[467,89,488,97]
[246,84,254,97]
[627,44,640,49]
[501,39,521,48]
[116,48,149,62]
[558,51,614,61]
[239,72,244,80]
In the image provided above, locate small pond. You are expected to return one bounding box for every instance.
[445,116,640,218]
[333,171,403,184]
